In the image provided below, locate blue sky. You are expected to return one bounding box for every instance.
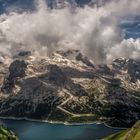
[0,0,94,13]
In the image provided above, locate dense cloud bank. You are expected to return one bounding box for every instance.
[0,0,140,63]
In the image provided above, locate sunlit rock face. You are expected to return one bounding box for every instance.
[0,50,139,127]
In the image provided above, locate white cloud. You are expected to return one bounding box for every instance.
[0,0,140,63]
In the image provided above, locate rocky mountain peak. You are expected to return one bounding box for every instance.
[112,58,140,82]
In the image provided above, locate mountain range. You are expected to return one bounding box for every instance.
[0,50,139,127]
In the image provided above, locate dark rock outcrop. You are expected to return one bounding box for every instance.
[76,53,94,68]
[2,60,27,94]
[18,51,31,57]
[47,64,67,86]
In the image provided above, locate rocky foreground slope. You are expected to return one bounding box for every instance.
[0,50,139,127]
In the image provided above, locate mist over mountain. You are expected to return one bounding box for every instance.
[0,0,140,64]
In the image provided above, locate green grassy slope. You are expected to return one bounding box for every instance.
[103,121,140,140]
[0,125,19,140]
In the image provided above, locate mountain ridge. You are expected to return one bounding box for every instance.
[0,50,139,128]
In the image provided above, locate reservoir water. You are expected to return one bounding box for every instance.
[0,119,120,140]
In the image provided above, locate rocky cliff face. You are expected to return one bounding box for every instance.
[0,50,139,127]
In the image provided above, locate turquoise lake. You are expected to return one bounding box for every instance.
[0,119,120,140]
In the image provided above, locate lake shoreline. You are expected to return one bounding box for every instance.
[0,116,126,130]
